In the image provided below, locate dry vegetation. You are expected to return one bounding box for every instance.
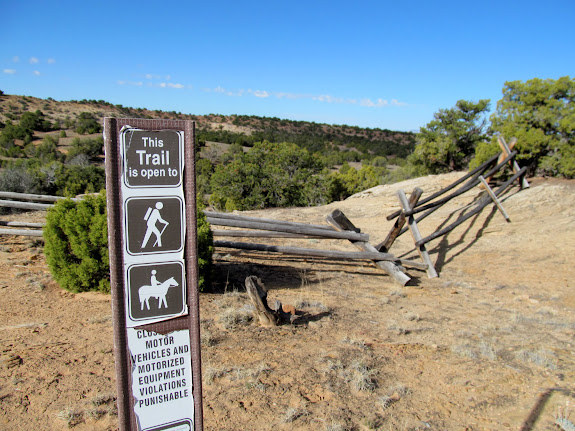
[0,173,574,430]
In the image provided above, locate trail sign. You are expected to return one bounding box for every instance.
[104,118,203,431]
[127,261,186,322]
[125,196,184,255]
[122,129,183,188]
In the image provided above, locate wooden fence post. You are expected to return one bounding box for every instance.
[397,189,438,279]
[326,210,411,286]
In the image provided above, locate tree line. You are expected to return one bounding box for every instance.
[0,75,573,212]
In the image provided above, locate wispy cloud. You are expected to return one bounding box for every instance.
[158,82,186,89]
[118,80,143,86]
[12,56,19,63]
[204,86,244,96]
[360,98,408,107]
[121,75,408,107]
[33,70,41,76]
[128,73,191,89]
[3,69,16,75]
[47,58,56,64]
[313,94,345,104]
[249,89,270,98]
[205,85,408,108]
[29,57,39,64]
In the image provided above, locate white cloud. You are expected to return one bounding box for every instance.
[361,98,387,107]
[204,86,243,96]
[313,94,344,104]
[3,69,16,74]
[118,80,143,86]
[201,84,409,108]
[360,98,408,108]
[33,70,41,76]
[167,83,184,89]
[29,57,39,64]
[251,90,270,98]
[275,92,308,100]
[390,99,407,106]
[47,58,56,64]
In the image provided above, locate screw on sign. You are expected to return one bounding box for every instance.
[123,130,183,188]
[127,262,186,322]
[105,119,202,431]
[125,197,184,256]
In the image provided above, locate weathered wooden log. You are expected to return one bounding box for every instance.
[393,151,520,239]
[326,210,411,285]
[245,276,279,327]
[205,211,336,231]
[415,166,527,247]
[499,137,529,189]
[0,228,44,237]
[0,200,52,210]
[478,175,510,222]
[397,190,438,278]
[211,229,325,239]
[214,240,428,270]
[485,138,517,185]
[386,153,500,220]
[377,187,423,252]
[0,221,45,228]
[206,217,369,242]
[0,192,80,202]
[401,151,518,219]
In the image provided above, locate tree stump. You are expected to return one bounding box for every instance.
[245,276,280,327]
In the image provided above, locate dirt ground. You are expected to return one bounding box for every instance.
[1,173,574,431]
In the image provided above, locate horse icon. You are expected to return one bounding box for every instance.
[138,277,179,310]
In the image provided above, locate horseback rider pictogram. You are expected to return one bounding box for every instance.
[142,202,169,248]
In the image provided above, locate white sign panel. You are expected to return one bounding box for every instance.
[128,328,194,430]
[120,127,188,327]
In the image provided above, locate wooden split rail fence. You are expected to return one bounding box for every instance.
[0,191,421,286]
[0,137,528,285]
[379,137,529,278]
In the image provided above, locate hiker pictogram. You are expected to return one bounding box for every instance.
[125,196,183,256]
[142,202,169,248]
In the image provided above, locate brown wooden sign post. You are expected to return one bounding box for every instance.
[104,118,203,431]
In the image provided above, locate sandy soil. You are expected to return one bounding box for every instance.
[1,173,574,431]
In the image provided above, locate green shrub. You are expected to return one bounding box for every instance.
[44,192,110,293]
[196,202,214,292]
[54,164,106,197]
[44,192,214,293]
[209,141,326,210]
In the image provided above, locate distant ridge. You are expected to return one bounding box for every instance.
[0,93,415,159]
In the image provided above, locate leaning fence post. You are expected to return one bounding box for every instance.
[397,189,438,279]
[498,137,529,189]
[478,176,510,222]
[326,210,411,286]
[377,187,423,252]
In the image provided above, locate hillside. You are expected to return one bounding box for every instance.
[0,93,415,159]
[0,173,574,430]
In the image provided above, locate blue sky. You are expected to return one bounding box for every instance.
[1,0,573,132]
